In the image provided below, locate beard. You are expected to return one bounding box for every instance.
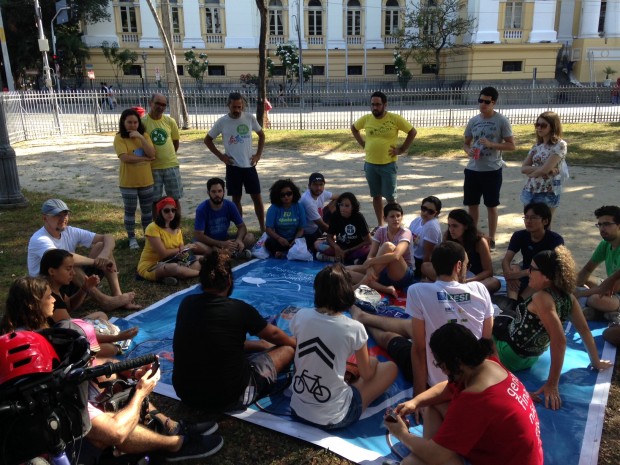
[210,196,223,205]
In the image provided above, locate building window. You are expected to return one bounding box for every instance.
[208,65,225,76]
[598,0,607,34]
[271,65,285,76]
[124,65,141,76]
[347,0,362,36]
[348,65,363,75]
[120,6,138,33]
[312,65,325,75]
[270,0,284,36]
[308,0,323,36]
[384,0,400,36]
[422,63,437,74]
[502,61,522,72]
[385,64,396,74]
[205,0,222,34]
[504,1,522,29]
[171,6,181,34]
[177,64,185,75]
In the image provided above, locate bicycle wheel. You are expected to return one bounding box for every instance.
[293,376,305,394]
[312,384,331,402]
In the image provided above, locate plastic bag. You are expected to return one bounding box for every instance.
[252,232,270,259]
[287,238,313,261]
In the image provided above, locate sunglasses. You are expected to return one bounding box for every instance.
[478,98,493,105]
[280,191,293,198]
[529,265,541,273]
[534,122,549,129]
[162,208,177,214]
[420,205,437,215]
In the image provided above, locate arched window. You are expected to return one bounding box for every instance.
[308,0,323,36]
[347,0,362,36]
[385,0,400,36]
[270,0,285,36]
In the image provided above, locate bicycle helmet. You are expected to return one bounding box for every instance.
[0,331,60,385]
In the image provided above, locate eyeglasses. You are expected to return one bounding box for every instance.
[595,222,618,229]
[478,98,493,105]
[162,208,177,214]
[280,191,293,198]
[534,122,549,129]
[529,265,541,273]
[522,215,542,221]
[421,205,437,215]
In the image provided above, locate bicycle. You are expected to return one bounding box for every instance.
[292,369,331,402]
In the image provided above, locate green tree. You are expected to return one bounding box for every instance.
[184,50,208,86]
[56,25,91,86]
[273,43,312,89]
[397,0,476,80]
[393,50,412,89]
[100,41,138,86]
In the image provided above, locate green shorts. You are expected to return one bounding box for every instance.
[493,336,539,372]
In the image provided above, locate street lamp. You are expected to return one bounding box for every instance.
[141,51,148,93]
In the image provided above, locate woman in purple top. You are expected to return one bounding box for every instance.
[347,203,414,298]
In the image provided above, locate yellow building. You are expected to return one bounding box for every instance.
[81,0,619,85]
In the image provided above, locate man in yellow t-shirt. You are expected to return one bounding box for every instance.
[142,93,182,216]
[351,91,417,230]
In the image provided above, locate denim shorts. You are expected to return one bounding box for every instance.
[520,189,561,208]
[379,266,415,290]
[292,385,363,430]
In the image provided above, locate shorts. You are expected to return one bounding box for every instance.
[379,266,415,290]
[237,351,279,407]
[463,168,502,207]
[386,336,413,383]
[493,337,539,372]
[226,164,261,196]
[414,257,423,280]
[520,189,561,208]
[153,166,184,200]
[365,162,397,200]
[292,386,363,430]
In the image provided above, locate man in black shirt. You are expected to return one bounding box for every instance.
[172,250,296,412]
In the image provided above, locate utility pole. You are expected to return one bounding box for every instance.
[34,0,53,91]
[159,0,180,123]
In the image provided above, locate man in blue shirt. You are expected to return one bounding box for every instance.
[194,177,255,258]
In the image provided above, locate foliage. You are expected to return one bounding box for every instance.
[393,50,412,89]
[55,25,90,84]
[100,41,138,86]
[240,73,260,87]
[397,0,476,78]
[184,50,208,84]
[273,43,312,88]
[603,66,617,80]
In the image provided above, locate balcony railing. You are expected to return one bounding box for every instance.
[347,35,362,45]
[308,36,324,45]
[204,34,223,44]
[173,33,182,44]
[121,33,139,43]
[384,36,399,46]
[504,29,523,39]
[269,35,286,46]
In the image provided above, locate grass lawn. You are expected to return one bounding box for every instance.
[0,123,619,464]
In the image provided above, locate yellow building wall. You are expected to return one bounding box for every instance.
[570,38,620,84]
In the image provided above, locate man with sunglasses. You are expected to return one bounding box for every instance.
[576,205,620,321]
[143,93,183,218]
[463,87,515,250]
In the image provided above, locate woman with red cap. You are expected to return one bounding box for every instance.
[137,197,202,285]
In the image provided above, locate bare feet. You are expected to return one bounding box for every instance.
[385,286,398,299]
[117,327,139,341]
[99,292,140,312]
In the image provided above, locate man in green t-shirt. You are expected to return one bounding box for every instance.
[576,205,620,319]
[351,91,417,230]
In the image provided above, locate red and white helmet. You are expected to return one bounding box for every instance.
[0,331,60,385]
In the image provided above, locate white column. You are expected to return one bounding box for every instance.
[471,0,500,43]
[578,0,601,38]
[604,0,620,37]
[183,0,206,48]
[327,0,345,48]
[365,0,383,48]
[529,0,558,42]
[81,3,118,47]
[557,0,576,43]
[139,0,162,48]
[224,0,258,48]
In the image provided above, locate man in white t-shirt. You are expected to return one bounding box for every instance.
[27,199,140,311]
[350,242,493,393]
[300,172,338,252]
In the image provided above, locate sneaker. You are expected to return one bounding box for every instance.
[161,276,178,286]
[489,239,496,251]
[168,420,218,436]
[316,252,335,262]
[164,435,224,462]
[129,238,139,250]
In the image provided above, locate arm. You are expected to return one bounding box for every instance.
[146,233,184,261]
[526,153,563,178]
[520,151,535,174]
[422,240,436,263]
[124,132,156,159]
[250,130,265,166]
[501,249,527,280]
[343,233,372,255]
[257,323,296,348]
[466,239,494,282]
[351,124,365,149]
[569,295,614,370]
[389,127,417,156]
[92,233,116,260]
[576,260,598,287]
[463,135,474,156]
[385,421,460,465]
[396,380,452,415]
[412,318,428,397]
[204,134,234,165]
[193,229,235,250]
[173,139,179,152]
[364,240,409,268]
[68,275,100,311]
[584,269,620,297]
[479,135,515,152]
[354,343,377,381]
[235,223,248,248]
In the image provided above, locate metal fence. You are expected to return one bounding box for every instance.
[4,85,619,144]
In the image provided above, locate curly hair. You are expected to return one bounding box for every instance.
[532,245,576,295]
[118,108,146,138]
[199,249,232,292]
[0,277,51,334]
[313,263,356,312]
[535,111,563,145]
[269,179,301,206]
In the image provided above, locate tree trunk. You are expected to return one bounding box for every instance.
[255,0,267,126]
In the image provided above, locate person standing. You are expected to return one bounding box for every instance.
[205,92,266,232]
[142,93,183,218]
[463,87,515,250]
[351,91,417,230]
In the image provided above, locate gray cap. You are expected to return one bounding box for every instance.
[42,199,70,215]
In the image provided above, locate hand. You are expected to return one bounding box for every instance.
[384,413,409,438]
[389,145,402,157]
[128,130,142,139]
[592,359,614,371]
[333,246,346,261]
[251,153,261,166]
[220,154,234,165]
[136,366,159,396]
[394,399,422,424]
[118,327,139,341]
[83,274,101,290]
[235,239,245,252]
[93,257,115,272]
[531,382,562,410]
[277,237,290,247]
[479,137,493,148]
[506,278,521,293]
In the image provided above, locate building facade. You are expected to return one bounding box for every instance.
[81,0,619,86]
